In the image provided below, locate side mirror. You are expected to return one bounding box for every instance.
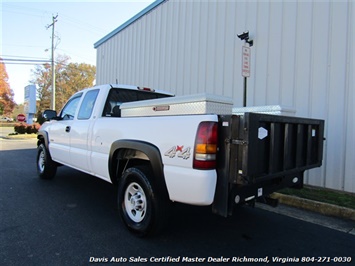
[43,110,58,121]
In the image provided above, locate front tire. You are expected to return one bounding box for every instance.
[118,165,168,237]
[37,143,57,180]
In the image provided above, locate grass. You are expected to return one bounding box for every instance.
[0,122,16,127]
[279,186,355,210]
[6,133,37,139]
[0,125,37,139]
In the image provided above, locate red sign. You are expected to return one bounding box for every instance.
[242,46,251,77]
[17,114,26,122]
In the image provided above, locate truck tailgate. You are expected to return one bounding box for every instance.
[213,113,325,217]
[240,113,324,179]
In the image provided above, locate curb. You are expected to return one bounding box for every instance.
[271,193,355,222]
[0,137,37,141]
[0,135,37,140]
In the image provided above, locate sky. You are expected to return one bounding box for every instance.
[1,0,155,104]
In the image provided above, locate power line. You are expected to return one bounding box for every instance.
[1,57,51,65]
[1,62,49,66]
[1,58,51,63]
[2,60,71,67]
[3,2,106,36]
[0,55,50,60]
[1,56,84,67]
[1,44,48,49]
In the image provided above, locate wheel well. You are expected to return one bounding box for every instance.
[111,148,151,185]
[37,135,44,146]
[37,132,49,148]
[109,140,169,201]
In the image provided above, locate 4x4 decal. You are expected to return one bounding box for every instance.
[164,145,191,159]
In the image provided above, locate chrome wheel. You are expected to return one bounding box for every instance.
[38,149,45,173]
[124,182,147,223]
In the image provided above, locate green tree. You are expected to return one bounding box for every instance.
[32,54,96,112]
[0,58,16,116]
[32,62,52,111]
[56,62,96,109]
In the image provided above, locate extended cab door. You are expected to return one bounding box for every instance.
[48,93,82,165]
[69,89,99,172]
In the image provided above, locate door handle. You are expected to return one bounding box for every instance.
[65,126,71,133]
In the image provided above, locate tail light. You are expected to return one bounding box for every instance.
[193,122,218,170]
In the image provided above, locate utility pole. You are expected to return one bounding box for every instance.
[47,14,58,110]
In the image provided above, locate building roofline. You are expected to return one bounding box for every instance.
[94,0,166,49]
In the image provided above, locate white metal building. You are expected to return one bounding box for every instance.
[94,0,354,193]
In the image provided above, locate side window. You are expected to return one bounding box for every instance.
[102,88,172,117]
[102,88,123,117]
[78,89,99,120]
[60,93,82,120]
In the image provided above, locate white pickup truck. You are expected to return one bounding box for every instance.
[37,84,325,236]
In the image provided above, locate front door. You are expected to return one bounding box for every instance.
[69,89,99,172]
[48,93,82,165]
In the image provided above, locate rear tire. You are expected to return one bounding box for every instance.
[37,143,57,180]
[117,165,168,237]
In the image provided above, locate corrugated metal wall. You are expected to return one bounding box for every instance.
[95,0,354,193]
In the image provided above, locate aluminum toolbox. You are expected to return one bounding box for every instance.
[120,93,233,117]
[233,105,296,116]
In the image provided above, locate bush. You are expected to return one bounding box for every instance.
[14,123,41,134]
[32,123,41,133]
[26,125,33,134]
[14,123,27,134]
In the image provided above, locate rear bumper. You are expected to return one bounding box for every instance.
[230,172,304,205]
[164,165,217,205]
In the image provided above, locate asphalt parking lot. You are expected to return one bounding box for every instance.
[0,135,354,265]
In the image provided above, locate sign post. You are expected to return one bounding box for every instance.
[242,46,251,78]
[242,46,251,107]
[237,31,253,107]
